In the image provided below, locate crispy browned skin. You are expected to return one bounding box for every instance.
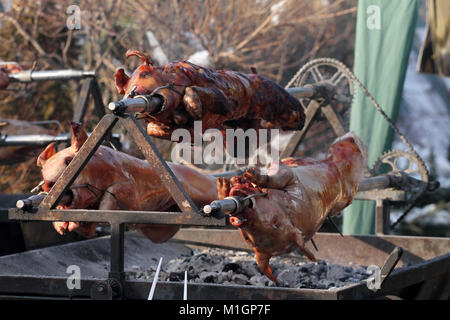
[38,123,218,242]
[217,133,367,282]
[115,50,305,140]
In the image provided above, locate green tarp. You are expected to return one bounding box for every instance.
[343,0,419,235]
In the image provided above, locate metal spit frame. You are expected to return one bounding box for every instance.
[0,69,119,149]
[9,112,227,292]
[6,83,441,299]
[0,70,113,253]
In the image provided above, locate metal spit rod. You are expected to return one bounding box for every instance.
[16,192,72,210]
[107,84,327,115]
[0,133,70,146]
[201,174,425,217]
[0,132,121,147]
[9,70,96,83]
[108,95,164,114]
[13,175,410,212]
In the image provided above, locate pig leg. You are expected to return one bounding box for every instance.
[99,183,181,243]
[255,251,277,283]
[183,86,233,119]
[243,165,294,189]
[216,177,231,200]
[53,221,70,235]
[293,230,316,262]
[238,228,277,283]
[68,221,98,238]
[53,220,97,237]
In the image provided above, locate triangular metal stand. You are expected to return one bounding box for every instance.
[9,113,225,298]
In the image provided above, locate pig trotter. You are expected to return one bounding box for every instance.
[216,177,231,200]
[255,252,277,283]
[243,167,268,187]
[294,231,317,262]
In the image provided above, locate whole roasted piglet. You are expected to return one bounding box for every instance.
[37,122,218,242]
[217,132,367,282]
[115,50,305,139]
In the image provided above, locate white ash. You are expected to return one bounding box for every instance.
[125,248,373,289]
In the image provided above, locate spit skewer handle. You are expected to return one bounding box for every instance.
[16,192,72,211]
[108,95,164,114]
[202,196,252,218]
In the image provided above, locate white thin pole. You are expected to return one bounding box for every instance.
[148,257,163,300]
[183,271,188,300]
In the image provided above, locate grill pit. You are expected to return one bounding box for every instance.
[126,247,374,290]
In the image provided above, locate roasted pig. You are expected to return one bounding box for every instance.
[37,122,218,241]
[217,132,368,282]
[115,50,305,139]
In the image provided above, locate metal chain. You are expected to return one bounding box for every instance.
[329,58,430,228]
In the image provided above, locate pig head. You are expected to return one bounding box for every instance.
[37,122,218,242]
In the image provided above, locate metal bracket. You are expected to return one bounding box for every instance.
[90,278,122,300]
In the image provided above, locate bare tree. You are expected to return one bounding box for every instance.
[0,0,356,192]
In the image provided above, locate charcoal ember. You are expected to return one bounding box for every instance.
[326,265,351,282]
[199,271,224,283]
[231,274,249,285]
[317,279,332,289]
[249,274,275,287]
[299,263,314,273]
[276,269,298,286]
[312,262,327,274]
[125,248,371,290]
[223,262,242,273]
[240,262,263,278]
[168,272,185,281]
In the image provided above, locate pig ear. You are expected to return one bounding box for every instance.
[114,68,129,95]
[126,49,154,66]
[70,122,88,152]
[37,142,57,167]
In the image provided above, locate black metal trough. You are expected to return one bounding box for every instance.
[0,229,448,300]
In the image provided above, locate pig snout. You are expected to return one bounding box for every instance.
[41,180,55,192]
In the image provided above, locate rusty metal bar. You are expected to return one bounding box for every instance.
[280,100,322,159]
[121,115,200,214]
[359,176,391,191]
[321,103,346,136]
[380,246,403,286]
[73,78,93,123]
[109,223,125,283]
[376,200,391,235]
[90,79,106,118]
[8,208,226,226]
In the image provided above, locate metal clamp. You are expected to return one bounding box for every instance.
[90,278,122,300]
[108,95,164,114]
[202,193,267,218]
